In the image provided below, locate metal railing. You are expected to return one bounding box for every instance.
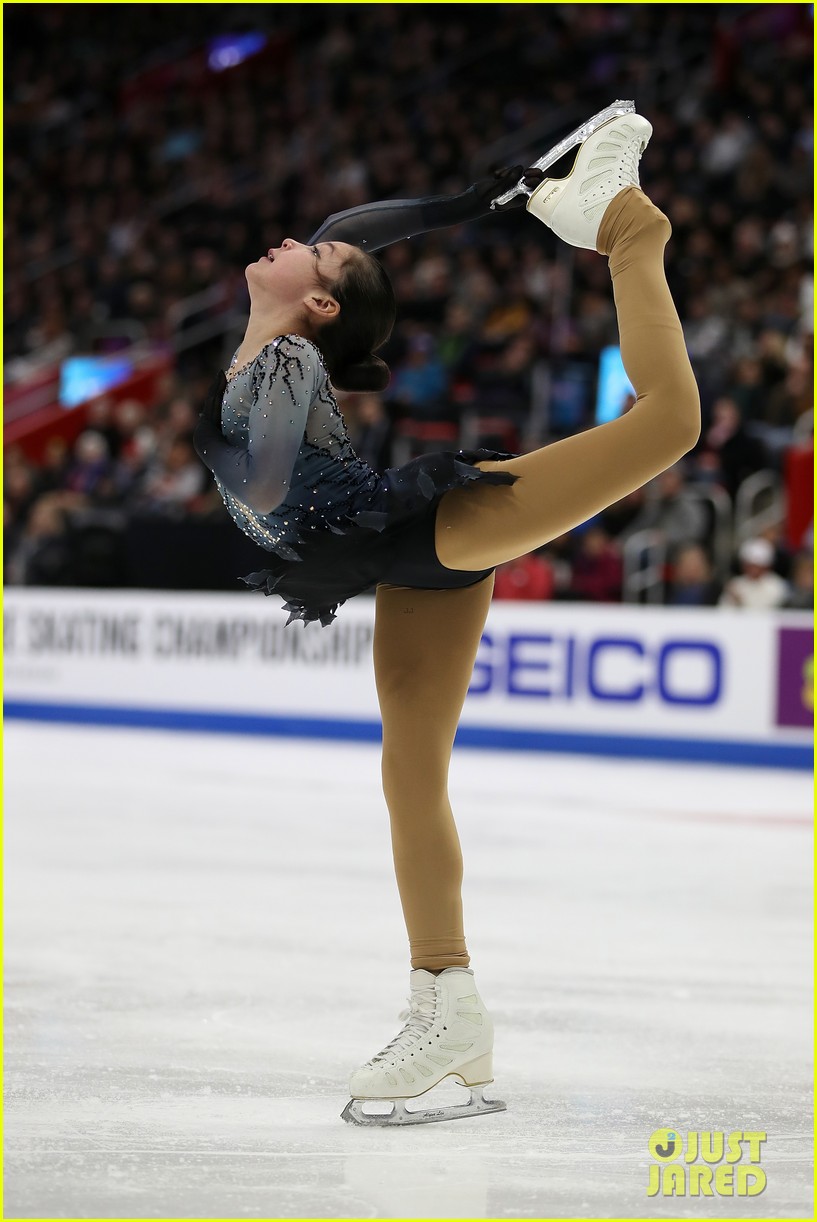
[523,360,551,451]
[621,479,734,601]
[684,484,733,585]
[734,470,785,547]
[162,281,246,358]
[622,530,667,604]
[171,311,246,357]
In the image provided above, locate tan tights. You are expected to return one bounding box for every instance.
[373,575,495,971]
[374,188,700,971]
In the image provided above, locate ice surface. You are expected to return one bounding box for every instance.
[4,723,813,1218]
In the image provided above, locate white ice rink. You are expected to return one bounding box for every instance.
[4,722,813,1219]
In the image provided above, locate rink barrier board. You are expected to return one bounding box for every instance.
[4,700,811,770]
[4,590,812,769]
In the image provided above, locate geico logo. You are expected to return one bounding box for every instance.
[469,634,723,706]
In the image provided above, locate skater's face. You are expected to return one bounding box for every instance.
[246,239,356,326]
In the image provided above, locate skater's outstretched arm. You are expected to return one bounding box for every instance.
[308,167,544,252]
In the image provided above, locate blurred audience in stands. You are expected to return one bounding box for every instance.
[3,3,813,603]
[568,525,624,603]
[667,543,721,607]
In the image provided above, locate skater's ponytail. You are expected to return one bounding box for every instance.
[313,250,396,393]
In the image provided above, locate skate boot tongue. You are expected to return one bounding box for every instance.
[409,969,438,1020]
[410,969,438,988]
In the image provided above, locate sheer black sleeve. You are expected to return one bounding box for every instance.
[307,168,534,252]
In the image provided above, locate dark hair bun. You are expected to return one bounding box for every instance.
[332,354,390,393]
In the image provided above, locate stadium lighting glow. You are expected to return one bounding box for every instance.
[207,32,267,73]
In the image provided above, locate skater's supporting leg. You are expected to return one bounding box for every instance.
[435,188,701,571]
[373,575,495,971]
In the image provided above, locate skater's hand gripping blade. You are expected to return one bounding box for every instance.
[341,1085,507,1126]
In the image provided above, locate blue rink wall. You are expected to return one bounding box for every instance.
[4,589,812,770]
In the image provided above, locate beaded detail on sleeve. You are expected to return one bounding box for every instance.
[196,333,520,628]
[205,334,380,561]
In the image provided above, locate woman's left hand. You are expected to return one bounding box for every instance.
[471,165,546,211]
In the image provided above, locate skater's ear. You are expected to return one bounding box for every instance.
[303,290,340,325]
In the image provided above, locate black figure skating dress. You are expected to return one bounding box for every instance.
[193,176,531,625]
[194,335,516,625]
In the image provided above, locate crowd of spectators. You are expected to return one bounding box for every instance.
[4,4,813,607]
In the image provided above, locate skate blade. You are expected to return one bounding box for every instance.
[341,1085,507,1127]
[491,98,636,208]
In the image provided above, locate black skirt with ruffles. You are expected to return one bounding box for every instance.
[242,449,519,626]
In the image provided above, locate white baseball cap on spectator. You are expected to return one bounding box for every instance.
[739,538,773,568]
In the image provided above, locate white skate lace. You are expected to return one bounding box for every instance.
[364,980,437,1067]
[620,135,644,186]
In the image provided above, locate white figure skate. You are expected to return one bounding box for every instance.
[525,108,653,250]
[490,98,638,209]
[341,966,507,1126]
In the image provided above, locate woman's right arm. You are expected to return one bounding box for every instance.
[308,167,544,252]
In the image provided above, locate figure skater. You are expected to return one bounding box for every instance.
[193,102,700,1126]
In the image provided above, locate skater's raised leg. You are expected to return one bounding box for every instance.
[435,123,700,572]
